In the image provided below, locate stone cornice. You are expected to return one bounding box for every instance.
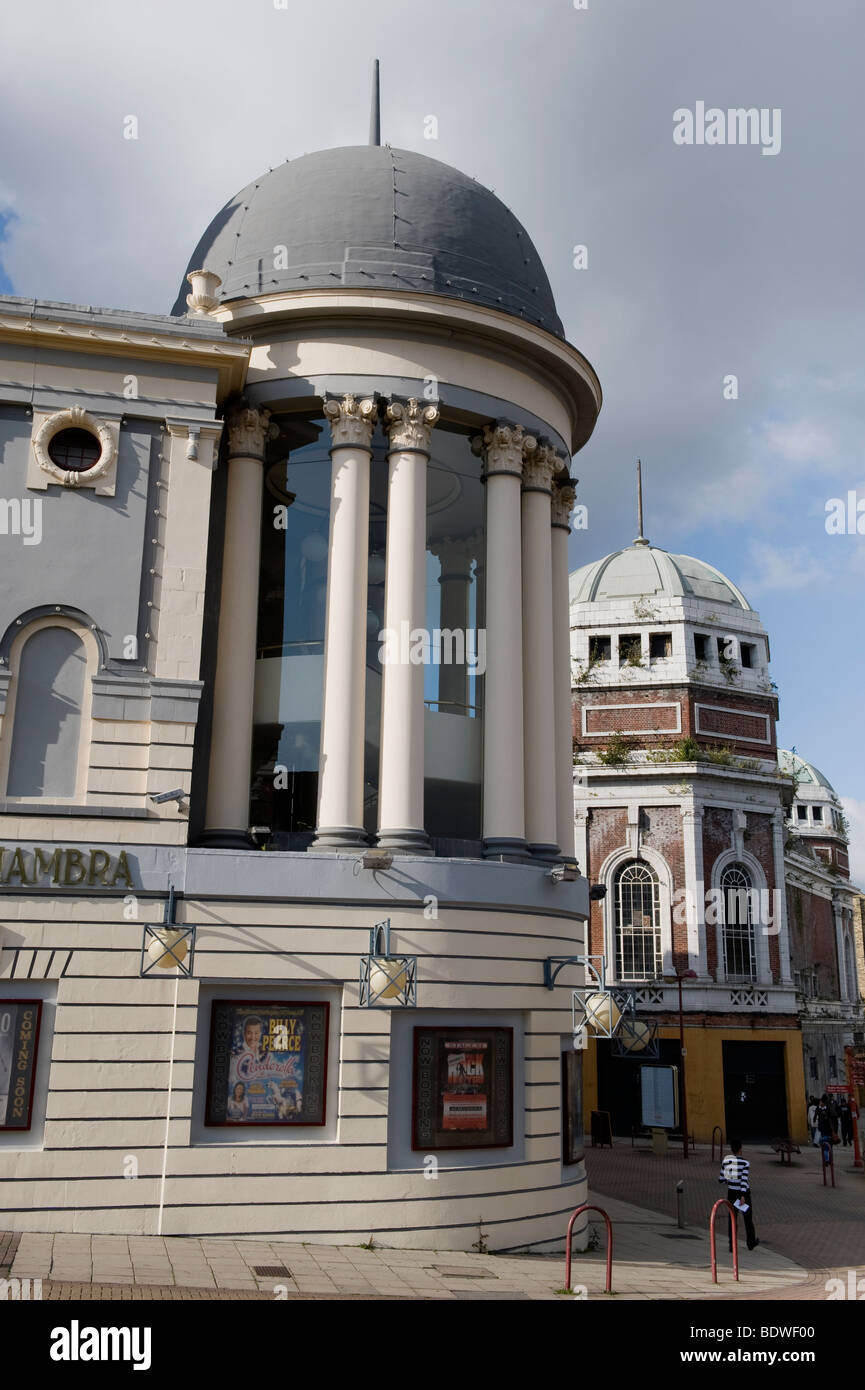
[208,288,602,454]
[0,305,250,401]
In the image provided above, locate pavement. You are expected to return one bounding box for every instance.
[1,1139,860,1302]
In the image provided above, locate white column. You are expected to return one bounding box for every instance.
[476,424,531,858]
[681,806,708,977]
[551,474,576,857]
[377,399,439,854]
[521,441,559,857]
[312,394,376,849]
[772,807,793,985]
[832,895,848,1002]
[203,405,272,846]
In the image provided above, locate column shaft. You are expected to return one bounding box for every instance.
[551,478,576,857]
[377,400,439,854]
[203,407,270,846]
[521,443,560,857]
[313,395,376,849]
[478,425,529,856]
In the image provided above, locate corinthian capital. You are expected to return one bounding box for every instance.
[551,476,577,529]
[472,422,537,478]
[226,405,273,460]
[384,398,440,453]
[522,440,560,493]
[324,393,377,449]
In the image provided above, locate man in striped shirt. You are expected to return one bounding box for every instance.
[719,1138,759,1251]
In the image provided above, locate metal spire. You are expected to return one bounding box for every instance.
[369,59,381,146]
[635,458,649,545]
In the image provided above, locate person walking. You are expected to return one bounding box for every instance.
[807,1096,819,1146]
[838,1097,854,1147]
[719,1138,759,1252]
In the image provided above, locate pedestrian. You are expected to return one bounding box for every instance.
[719,1137,759,1252]
[816,1095,833,1142]
[838,1098,854,1147]
[807,1096,819,1146]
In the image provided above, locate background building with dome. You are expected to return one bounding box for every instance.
[569,530,864,1143]
[0,129,604,1249]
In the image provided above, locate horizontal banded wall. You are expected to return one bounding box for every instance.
[0,869,586,1252]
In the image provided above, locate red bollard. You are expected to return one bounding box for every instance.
[710,1199,740,1283]
[564,1204,613,1294]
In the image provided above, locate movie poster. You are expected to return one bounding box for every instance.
[205,1001,328,1127]
[412,1026,513,1151]
[0,999,42,1131]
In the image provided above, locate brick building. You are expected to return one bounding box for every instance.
[569,532,862,1144]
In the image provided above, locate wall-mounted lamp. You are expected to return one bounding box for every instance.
[612,1017,660,1058]
[140,886,195,977]
[359,919,416,1008]
[543,953,635,1044]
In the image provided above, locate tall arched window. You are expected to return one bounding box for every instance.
[4,624,88,798]
[614,860,662,981]
[720,862,756,981]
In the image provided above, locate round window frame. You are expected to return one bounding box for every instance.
[34,407,116,487]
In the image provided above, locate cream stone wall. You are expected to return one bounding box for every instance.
[0,889,585,1250]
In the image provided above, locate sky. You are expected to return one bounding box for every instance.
[2,0,863,872]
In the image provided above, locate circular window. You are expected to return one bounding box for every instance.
[47,428,101,472]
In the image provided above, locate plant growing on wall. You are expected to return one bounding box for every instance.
[598,732,633,766]
[632,596,658,621]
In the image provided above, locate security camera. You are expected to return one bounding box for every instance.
[589,883,607,901]
[149,789,189,814]
[549,860,579,883]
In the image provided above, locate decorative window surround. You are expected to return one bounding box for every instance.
[27,407,121,495]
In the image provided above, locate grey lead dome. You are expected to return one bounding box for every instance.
[171,145,564,337]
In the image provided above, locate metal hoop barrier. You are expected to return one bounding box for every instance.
[564,1204,613,1295]
[821,1140,836,1188]
[711,1126,724,1162]
[710,1199,740,1284]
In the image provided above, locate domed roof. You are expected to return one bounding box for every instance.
[569,541,752,609]
[777,750,838,797]
[171,145,563,336]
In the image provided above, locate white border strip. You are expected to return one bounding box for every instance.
[582,701,681,737]
[694,702,770,744]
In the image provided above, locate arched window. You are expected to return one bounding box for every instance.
[614,860,662,981]
[4,625,88,798]
[720,862,756,981]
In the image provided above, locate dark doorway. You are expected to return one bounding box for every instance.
[722,1041,788,1141]
[596,1038,684,1137]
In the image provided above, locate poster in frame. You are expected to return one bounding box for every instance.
[561,1048,585,1165]
[412,1026,513,1151]
[0,999,43,1131]
[205,1000,329,1127]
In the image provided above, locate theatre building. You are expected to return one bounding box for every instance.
[569,536,807,1143]
[0,140,601,1248]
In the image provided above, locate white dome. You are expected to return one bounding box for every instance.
[569,541,752,609]
[778,750,838,798]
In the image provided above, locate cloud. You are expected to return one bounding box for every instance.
[739,540,826,593]
[762,419,837,468]
[840,797,865,888]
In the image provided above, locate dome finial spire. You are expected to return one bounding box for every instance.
[634,457,649,545]
[369,59,381,146]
